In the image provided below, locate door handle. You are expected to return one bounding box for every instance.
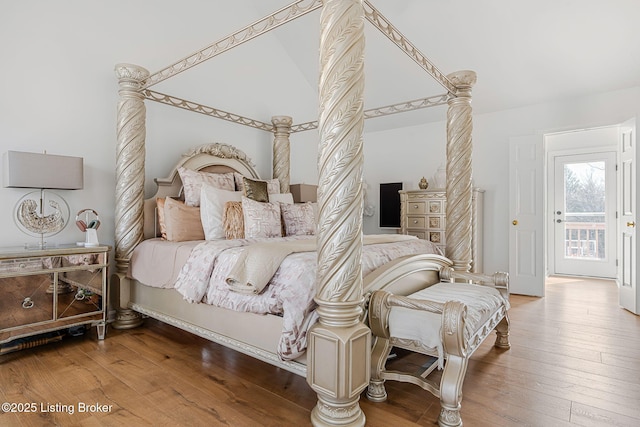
[628,221,636,228]
[512,220,518,226]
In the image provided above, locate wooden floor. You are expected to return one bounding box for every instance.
[1,276,639,426]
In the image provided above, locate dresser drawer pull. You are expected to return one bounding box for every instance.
[22,297,34,309]
[413,205,418,209]
[413,220,419,224]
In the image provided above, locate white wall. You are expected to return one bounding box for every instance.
[359,87,640,273]
[2,2,639,277]
[1,1,314,248]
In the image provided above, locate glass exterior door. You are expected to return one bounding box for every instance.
[554,152,616,278]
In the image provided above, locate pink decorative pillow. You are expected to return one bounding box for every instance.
[281,202,316,236]
[163,197,205,242]
[178,167,235,206]
[242,196,282,238]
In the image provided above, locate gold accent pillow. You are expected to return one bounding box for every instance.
[242,176,269,202]
[235,173,281,194]
[223,201,244,239]
[163,197,205,242]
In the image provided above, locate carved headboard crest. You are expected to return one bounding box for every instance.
[183,143,255,168]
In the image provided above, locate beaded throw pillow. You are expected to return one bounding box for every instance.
[235,173,280,194]
[242,176,269,203]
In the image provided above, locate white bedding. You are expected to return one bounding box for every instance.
[129,235,442,360]
[128,239,202,288]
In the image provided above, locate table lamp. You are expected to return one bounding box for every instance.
[3,150,83,249]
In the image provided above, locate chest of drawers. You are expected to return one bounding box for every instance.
[399,189,484,272]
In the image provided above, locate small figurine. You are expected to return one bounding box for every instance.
[419,177,429,189]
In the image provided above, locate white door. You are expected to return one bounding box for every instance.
[509,135,545,296]
[553,152,617,278]
[619,119,637,314]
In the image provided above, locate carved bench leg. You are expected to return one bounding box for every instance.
[438,355,468,427]
[366,336,392,402]
[494,313,510,349]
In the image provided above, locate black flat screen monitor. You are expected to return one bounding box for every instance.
[379,182,402,228]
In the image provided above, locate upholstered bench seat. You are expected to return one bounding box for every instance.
[388,282,510,368]
[367,268,511,427]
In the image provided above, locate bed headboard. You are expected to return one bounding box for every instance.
[143,143,260,239]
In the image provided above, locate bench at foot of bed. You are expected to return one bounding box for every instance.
[366,267,511,427]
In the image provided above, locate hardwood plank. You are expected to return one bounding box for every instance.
[1,276,639,426]
[570,401,640,427]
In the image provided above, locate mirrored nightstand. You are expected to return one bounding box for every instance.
[0,244,109,350]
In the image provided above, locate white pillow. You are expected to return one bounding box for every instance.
[242,196,282,238]
[268,193,294,204]
[200,184,242,240]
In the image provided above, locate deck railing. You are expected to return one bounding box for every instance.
[564,212,606,259]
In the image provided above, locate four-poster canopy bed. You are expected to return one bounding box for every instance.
[113,1,510,426]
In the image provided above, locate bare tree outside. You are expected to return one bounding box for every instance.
[564,161,606,259]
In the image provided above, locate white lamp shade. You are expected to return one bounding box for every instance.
[3,151,83,190]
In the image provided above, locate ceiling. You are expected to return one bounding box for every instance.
[153,0,640,131]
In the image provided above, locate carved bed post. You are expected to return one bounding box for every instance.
[445,70,476,273]
[271,115,292,193]
[112,63,149,329]
[306,0,368,426]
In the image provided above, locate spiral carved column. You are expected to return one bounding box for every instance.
[445,70,476,273]
[306,1,369,426]
[112,63,149,329]
[271,115,292,193]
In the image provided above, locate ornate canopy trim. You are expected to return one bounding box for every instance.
[136,0,465,134]
[141,0,324,90]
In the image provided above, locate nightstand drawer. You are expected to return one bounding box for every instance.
[0,274,54,329]
[0,258,43,274]
[407,201,426,215]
